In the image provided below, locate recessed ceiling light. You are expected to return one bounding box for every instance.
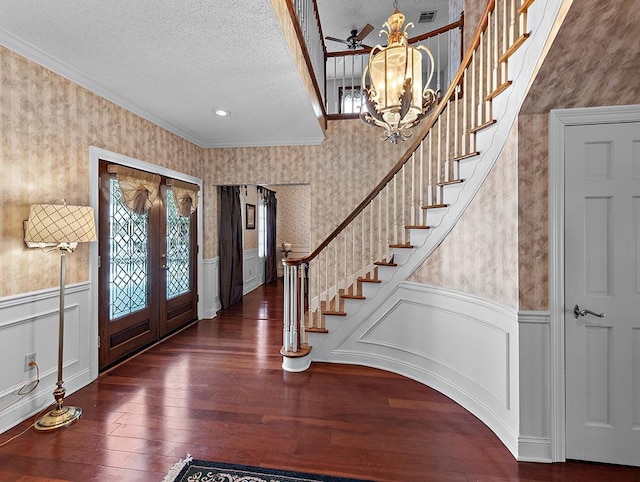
[214,109,230,117]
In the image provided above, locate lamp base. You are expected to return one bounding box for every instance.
[34,405,82,431]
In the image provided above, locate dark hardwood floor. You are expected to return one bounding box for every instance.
[1,281,639,481]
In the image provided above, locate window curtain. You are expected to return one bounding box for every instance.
[107,164,160,215]
[219,186,244,310]
[167,178,199,217]
[262,188,278,284]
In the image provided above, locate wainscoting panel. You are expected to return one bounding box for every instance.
[313,282,521,458]
[518,311,553,462]
[0,283,93,434]
[202,257,220,318]
[243,249,264,295]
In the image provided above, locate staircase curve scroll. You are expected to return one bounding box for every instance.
[281,0,562,372]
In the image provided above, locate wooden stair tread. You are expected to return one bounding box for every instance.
[322,310,347,316]
[454,151,480,162]
[405,225,431,230]
[421,203,448,210]
[281,343,312,358]
[389,243,413,249]
[341,294,366,300]
[357,277,381,283]
[306,327,329,333]
[374,261,398,267]
[470,119,496,133]
[437,179,464,187]
[518,0,535,13]
[499,33,530,63]
[486,81,512,101]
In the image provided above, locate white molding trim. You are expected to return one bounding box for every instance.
[0,32,325,149]
[89,146,204,380]
[0,29,204,147]
[518,310,551,324]
[518,436,553,463]
[548,103,640,463]
[0,282,89,310]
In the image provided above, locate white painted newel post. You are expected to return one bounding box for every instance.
[281,258,312,372]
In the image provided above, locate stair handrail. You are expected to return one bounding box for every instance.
[285,0,498,268]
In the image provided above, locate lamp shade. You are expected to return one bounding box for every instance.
[25,204,96,244]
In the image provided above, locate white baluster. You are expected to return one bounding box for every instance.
[299,264,306,345]
[369,203,373,265]
[334,242,338,298]
[393,175,398,244]
[445,102,451,182]
[419,143,424,225]
[437,119,442,201]
[291,264,298,352]
[401,164,406,243]
[411,153,416,227]
[283,263,290,351]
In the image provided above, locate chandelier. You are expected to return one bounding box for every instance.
[360,2,438,143]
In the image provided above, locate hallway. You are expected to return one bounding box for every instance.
[0,281,639,481]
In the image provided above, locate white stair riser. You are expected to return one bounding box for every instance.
[389,247,415,265]
[407,229,430,247]
[442,183,465,205]
[376,265,396,282]
[424,207,448,226]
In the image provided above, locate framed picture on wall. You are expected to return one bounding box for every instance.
[246,203,256,229]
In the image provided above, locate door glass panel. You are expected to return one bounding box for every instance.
[166,188,191,298]
[109,178,149,319]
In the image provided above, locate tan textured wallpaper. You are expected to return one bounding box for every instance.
[410,122,519,307]
[273,184,311,252]
[4,0,639,312]
[516,0,640,310]
[0,45,203,297]
[205,120,403,258]
[517,114,548,310]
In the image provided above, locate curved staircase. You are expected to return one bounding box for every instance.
[281,0,569,461]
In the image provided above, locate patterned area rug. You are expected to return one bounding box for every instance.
[162,454,374,482]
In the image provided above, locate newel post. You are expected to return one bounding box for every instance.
[281,258,312,366]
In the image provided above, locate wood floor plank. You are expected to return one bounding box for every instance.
[0,281,639,481]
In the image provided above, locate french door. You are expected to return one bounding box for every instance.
[98,161,198,370]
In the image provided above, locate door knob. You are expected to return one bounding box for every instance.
[573,305,605,319]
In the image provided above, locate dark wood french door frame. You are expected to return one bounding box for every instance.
[98,160,198,370]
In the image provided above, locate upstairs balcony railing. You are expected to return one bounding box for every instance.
[291,0,327,106]
[325,15,464,118]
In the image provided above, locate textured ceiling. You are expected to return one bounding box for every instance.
[0,1,324,147]
[0,1,455,148]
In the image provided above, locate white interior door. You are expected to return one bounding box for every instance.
[565,121,640,466]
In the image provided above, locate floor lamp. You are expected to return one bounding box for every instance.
[24,201,96,431]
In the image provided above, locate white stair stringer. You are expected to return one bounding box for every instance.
[298,0,569,462]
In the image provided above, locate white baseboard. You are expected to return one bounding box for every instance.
[518,436,553,462]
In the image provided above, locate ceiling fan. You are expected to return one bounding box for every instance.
[325,23,375,50]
